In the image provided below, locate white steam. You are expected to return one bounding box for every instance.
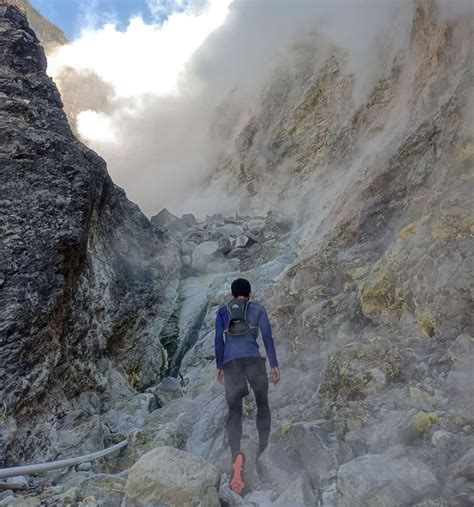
[49,0,232,98]
[47,0,417,217]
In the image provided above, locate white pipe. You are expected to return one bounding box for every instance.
[0,439,128,480]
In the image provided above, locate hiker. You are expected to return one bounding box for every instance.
[215,278,280,494]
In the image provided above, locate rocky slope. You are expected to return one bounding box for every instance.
[7,0,67,51]
[0,0,180,468]
[0,1,473,506]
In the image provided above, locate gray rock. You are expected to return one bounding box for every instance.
[321,483,337,507]
[72,473,127,506]
[218,484,246,506]
[151,208,181,230]
[337,454,438,506]
[218,223,245,237]
[0,3,180,464]
[257,441,301,488]
[182,213,198,227]
[453,448,474,480]
[192,240,230,273]
[6,476,27,487]
[245,218,266,234]
[431,430,453,448]
[0,496,16,507]
[206,213,225,226]
[228,248,251,261]
[242,490,273,506]
[273,475,306,507]
[234,236,250,248]
[156,376,183,406]
[289,423,345,490]
[123,446,220,507]
[446,334,473,363]
[76,461,92,472]
[0,492,14,502]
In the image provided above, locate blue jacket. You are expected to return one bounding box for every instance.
[214,301,278,369]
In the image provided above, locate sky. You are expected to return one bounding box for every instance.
[30,0,183,39]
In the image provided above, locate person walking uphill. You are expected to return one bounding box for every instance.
[215,278,280,495]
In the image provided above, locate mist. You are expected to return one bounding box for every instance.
[47,0,416,217]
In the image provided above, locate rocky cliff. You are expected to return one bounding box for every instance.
[0,1,473,506]
[0,1,180,467]
[6,0,67,51]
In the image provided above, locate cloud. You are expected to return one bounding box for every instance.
[49,0,233,98]
[147,0,196,21]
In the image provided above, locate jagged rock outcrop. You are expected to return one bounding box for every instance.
[12,0,67,52]
[0,2,180,465]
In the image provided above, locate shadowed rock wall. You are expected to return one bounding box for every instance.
[0,3,180,464]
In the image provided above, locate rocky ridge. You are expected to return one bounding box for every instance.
[0,0,180,468]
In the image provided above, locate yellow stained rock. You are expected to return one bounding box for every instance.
[409,387,428,399]
[398,223,417,239]
[417,310,436,337]
[410,411,439,433]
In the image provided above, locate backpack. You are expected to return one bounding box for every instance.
[225,298,257,336]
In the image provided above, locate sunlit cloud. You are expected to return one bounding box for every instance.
[48,0,233,102]
[77,110,118,144]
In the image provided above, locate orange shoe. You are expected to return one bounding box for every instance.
[229,451,245,495]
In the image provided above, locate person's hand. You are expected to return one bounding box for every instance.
[217,369,224,384]
[271,367,280,384]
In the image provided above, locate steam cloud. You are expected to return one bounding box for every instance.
[47,0,432,217]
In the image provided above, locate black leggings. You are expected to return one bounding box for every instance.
[223,357,270,458]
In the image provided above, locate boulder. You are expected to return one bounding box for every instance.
[0,496,16,507]
[205,213,225,226]
[289,423,352,491]
[151,208,187,232]
[73,473,127,506]
[257,442,301,487]
[431,430,453,448]
[155,376,183,406]
[0,492,14,502]
[218,484,246,506]
[234,236,250,248]
[345,409,439,454]
[453,448,474,480]
[446,334,473,363]
[242,490,273,505]
[273,475,306,507]
[245,218,266,234]
[123,446,220,507]
[76,461,92,472]
[228,248,251,261]
[6,475,28,487]
[218,223,245,237]
[337,454,438,506]
[182,213,198,227]
[192,239,231,273]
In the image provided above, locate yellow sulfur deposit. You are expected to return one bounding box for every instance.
[410,411,439,433]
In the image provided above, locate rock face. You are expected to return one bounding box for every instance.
[208,1,472,504]
[0,2,180,465]
[8,0,67,52]
[337,453,438,506]
[123,446,220,507]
